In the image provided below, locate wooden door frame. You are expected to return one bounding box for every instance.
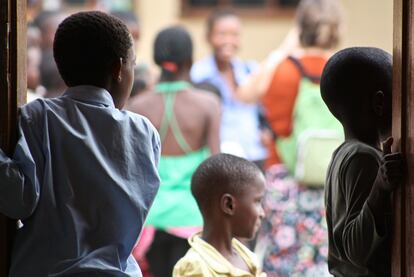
[0,0,413,276]
[0,0,26,276]
[392,0,413,276]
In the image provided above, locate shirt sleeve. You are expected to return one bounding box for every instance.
[340,152,388,267]
[0,118,40,219]
[190,63,204,84]
[152,127,161,167]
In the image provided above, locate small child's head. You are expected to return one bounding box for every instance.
[191,154,265,239]
[53,11,136,108]
[206,9,241,64]
[153,26,193,80]
[321,47,392,139]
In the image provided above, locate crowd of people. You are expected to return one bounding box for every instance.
[0,0,405,276]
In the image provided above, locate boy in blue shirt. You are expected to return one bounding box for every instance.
[321,47,404,277]
[0,11,160,276]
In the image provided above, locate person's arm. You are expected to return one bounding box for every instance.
[367,137,404,232]
[236,28,300,104]
[0,123,40,219]
[206,94,221,155]
[341,151,392,267]
[236,56,281,104]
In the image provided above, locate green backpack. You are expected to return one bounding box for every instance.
[276,56,344,187]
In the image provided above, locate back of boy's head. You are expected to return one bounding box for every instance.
[153,26,193,76]
[191,153,261,216]
[53,11,132,87]
[320,47,392,122]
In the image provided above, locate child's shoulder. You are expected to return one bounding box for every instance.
[19,97,59,121]
[335,140,382,171]
[173,247,210,277]
[340,140,381,158]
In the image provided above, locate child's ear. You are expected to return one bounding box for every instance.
[221,193,236,216]
[111,58,123,83]
[373,90,385,116]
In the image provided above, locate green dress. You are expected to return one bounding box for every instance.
[145,81,209,228]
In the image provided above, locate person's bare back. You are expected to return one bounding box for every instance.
[128,86,220,156]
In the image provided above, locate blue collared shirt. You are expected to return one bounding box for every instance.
[190,56,267,161]
[0,86,161,276]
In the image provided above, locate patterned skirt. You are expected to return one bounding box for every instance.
[256,165,331,277]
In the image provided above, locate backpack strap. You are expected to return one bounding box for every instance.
[287,56,321,83]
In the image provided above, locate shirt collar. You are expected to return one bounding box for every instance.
[63,85,115,108]
[189,233,259,276]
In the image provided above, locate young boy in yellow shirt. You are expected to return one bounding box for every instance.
[173,153,267,277]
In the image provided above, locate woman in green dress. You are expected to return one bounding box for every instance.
[127,26,221,277]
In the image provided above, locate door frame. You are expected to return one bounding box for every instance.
[0,0,26,276]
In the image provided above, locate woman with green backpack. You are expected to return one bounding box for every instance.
[237,0,345,276]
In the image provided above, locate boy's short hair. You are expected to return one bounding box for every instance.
[53,11,132,87]
[191,153,261,214]
[320,47,392,121]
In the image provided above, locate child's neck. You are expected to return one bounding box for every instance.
[214,55,232,73]
[159,71,190,83]
[202,226,252,273]
[202,227,233,255]
[344,127,381,150]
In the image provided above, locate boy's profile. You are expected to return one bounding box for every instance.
[173,153,267,277]
[321,47,404,277]
[0,11,160,276]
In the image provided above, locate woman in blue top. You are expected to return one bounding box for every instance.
[191,9,267,169]
[128,26,221,277]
